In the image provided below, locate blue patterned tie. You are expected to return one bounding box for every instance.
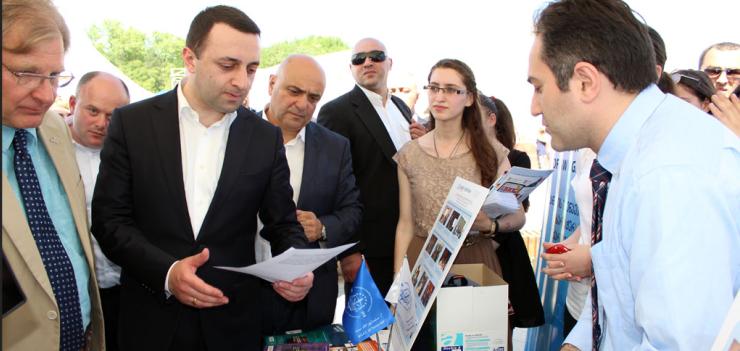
[12,129,85,351]
[589,159,611,351]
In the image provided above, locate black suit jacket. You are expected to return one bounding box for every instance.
[317,86,412,261]
[318,86,412,295]
[91,88,307,350]
[265,121,363,333]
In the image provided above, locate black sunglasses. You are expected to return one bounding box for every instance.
[703,67,740,79]
[351,50,386,65]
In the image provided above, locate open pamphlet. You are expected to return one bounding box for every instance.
[482,166,553,218]
[216,242,355,282]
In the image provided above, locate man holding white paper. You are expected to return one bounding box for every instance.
[260,55,363,332]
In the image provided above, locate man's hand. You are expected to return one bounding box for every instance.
[561,343,580,351]
[709,93,740,137]
[409,121,427,140]
[296,210,323,242]
[273,272,314,302]
[340,252,362,283]
[167,248,228,308]
[542,243,592,281]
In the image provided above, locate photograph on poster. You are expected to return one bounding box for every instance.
[438,248,452,271]
[453,215,467,238]
[416,271,429,296]
[420,281,435,307]
[430,242,444,262]
[445,210,461,232]
[425,235,438,255]
[439,206,452,225]
[411,267,421,286]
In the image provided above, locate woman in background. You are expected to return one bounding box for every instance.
[480,94,545,329]
[670,69,716,112]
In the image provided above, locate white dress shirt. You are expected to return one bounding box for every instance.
[74,142,121,289]
[177,84,237,238]
[358,85,411,151]
[565,85,740,350]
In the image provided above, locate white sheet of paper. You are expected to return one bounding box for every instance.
[482,191,519,218]
[216,242,356,282]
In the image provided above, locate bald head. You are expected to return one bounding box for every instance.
[350,38,392,95]
[266,54,326,140]
[69,72,130,148]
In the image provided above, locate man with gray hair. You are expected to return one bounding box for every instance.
[2,0,104,349]
[699,42,740,97]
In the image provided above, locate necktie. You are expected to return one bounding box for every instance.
[12,129,85,350]
[590,159,611,350]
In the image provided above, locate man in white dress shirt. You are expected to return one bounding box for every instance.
[69,71,130,351]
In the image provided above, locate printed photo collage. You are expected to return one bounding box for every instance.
[410,203,470,312]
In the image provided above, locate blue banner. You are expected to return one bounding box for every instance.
[343,259,395,344]
[525,151,580,351]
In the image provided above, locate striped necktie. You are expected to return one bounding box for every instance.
[590,159,611,350]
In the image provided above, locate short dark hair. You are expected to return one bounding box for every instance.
[698,42,740,68]
[76,71,130,98]
[186,5,260,57]
[647,25,666,69]
[534,0,657,93]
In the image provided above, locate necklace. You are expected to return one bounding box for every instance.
[433,129,466,159]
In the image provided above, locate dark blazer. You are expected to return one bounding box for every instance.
[265,121,362,333]
[317,85,412,294]
[91,88,308,350]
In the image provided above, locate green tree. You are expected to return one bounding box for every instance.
[88,21,348,90]
[87,20,184,92]
[260,36,349,67]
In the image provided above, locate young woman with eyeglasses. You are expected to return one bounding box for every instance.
[393,58,526,282]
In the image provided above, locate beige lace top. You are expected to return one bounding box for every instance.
[395,137,510,239]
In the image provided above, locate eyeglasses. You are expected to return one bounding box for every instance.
[703,67,740,80]
[423,85,467,96]
[2,63,75,89]
[351,50,386,65]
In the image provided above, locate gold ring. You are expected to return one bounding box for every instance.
[192,297,197,306]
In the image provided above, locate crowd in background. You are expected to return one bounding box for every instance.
[2,0,738,350]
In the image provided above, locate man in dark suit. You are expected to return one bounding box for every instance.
[260,54,363,331]
[318,38,426,295]
[91,6,313,350]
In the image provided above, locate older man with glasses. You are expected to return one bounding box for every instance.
[318,38,426,296]
[2,0,105,350]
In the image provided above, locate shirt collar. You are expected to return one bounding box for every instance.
[357,84,388,108]
[176,83,238,128]
[3,124,39,152]
[73,140,100,155]
[261,104,306,143]
[598,84,665,175]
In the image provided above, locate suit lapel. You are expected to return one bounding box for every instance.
[38,112,97,273]
[2,175,55,301]
[200,109,254,234]
[150,90,194,238]
[297,123,318,209]
[350,86,397,163]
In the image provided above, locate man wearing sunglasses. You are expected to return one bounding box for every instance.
[2,0,105,350]
[699,42,740,98]
[318,38,426,296]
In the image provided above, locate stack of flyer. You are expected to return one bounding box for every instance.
[482,166,553,218]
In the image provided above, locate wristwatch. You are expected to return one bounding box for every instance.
[320,226,327,241]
